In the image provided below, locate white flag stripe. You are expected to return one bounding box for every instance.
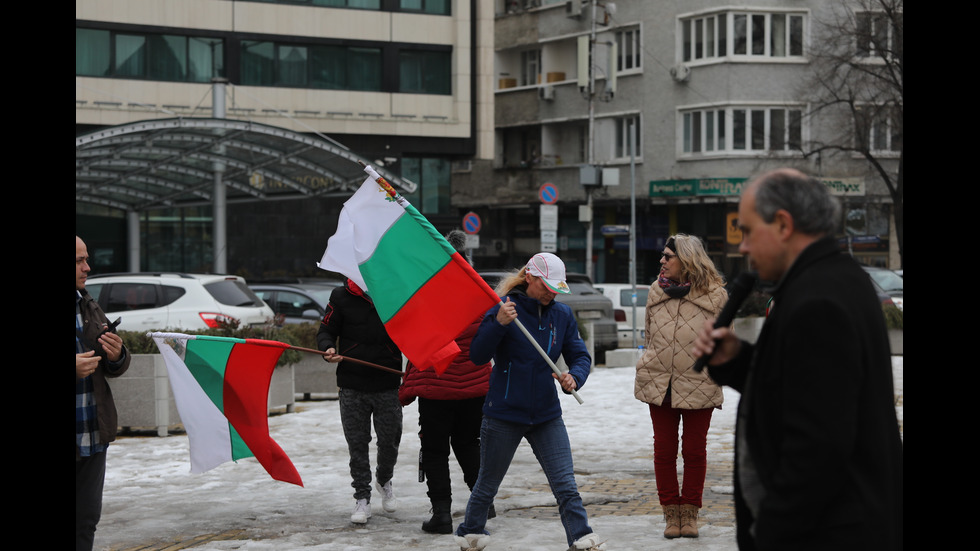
[153,336,233,474]
[317,172,404,291]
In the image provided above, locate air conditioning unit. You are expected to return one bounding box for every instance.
[670,64,691,83]
[566,0,582,18]
[491,239,508,253]
[538,85,555,101]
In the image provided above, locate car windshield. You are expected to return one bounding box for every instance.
[566,282,599,295]
[206,279,266,307]
[305,287,334,307]
[618,287,648,307]
[868,269,903,293]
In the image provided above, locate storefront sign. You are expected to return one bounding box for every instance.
[649,178,746,197]
[650,177,866,198]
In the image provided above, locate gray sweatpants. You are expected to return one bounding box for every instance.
[339,387,403,501]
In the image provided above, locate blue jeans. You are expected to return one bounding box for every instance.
[456,416,593,546]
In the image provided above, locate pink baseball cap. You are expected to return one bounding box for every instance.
[526,252,571,294]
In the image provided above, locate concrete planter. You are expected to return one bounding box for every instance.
[108,354,179,437]
[108,354,296,436]
[888,329,903,355]
[293,355,338,400]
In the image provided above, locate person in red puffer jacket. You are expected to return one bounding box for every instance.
[399,230,493,534]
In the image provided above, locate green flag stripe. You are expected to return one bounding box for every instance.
[184,338,253,462]
[185,339,234,414]
[401,200,458,257]
[360,212,450,322]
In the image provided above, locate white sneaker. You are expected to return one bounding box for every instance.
[375,480,397,512]
[350,499,371,524]
[454,533,491,551]
[568,533,606,550]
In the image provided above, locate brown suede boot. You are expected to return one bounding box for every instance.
[663,504,681,538]
[680,504,700,538]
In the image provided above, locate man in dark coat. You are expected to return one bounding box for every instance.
[693,169,903,550]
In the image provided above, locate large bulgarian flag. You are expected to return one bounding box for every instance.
[318,165,500,374]
[151,333,303,486]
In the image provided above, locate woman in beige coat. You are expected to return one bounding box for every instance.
[635,234,727,539]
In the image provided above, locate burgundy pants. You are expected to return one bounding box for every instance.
[648,397,714,507]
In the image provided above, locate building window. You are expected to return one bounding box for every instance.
[681,10,804,62]
[520,49,541,86]
[243,0,381,9]
[401,157,451,215]
[682,106,803,155]
[400,0,450,15]
[615,116,641,158]
[615,27,641,71]
[76,28,224,82]
[855,105,901,153]
[242,40,383,90]
[399,50,452,94]
[856,11,902,60]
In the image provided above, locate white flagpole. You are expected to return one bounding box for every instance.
[510,315,584,404]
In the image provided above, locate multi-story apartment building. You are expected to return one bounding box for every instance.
[76,0,495,277]
[455,0,902,283]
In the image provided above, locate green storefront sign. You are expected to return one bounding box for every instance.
[649,178,747,197]
[649,177,864,197]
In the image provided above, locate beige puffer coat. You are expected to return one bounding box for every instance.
[634,282,728,409]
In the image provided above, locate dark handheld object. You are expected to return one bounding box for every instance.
[102,317,122,336]
[692,271,759,373]
[77,317,123,359]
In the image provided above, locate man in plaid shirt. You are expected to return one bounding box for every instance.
[76,236,130,551]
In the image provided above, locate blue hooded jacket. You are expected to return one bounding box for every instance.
[470,285,592,425]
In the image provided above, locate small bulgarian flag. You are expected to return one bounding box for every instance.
[151,333,303,486]
[318,165,500,375]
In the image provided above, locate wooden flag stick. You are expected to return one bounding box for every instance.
[285,343,405,377]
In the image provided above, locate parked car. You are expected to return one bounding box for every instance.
[862,266,904,311]
[85,273,274,332]
[478,270,619,361]
[594,283,650,348]
[249,281,343,324]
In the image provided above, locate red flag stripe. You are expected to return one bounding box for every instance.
[223,342,303,486]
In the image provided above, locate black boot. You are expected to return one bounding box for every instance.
[421,500,453,534]
[487,503,496,519]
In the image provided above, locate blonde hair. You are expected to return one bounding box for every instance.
[669,234,724,293]
[495,267,528,296]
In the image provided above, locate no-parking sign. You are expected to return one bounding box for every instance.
[462,211,482,234]
[539,183,559,204]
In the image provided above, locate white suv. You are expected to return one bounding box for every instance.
[85,273,275,332]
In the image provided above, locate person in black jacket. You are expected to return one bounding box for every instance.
[693,169,903,550]
[76,236,131,551]
[318,279,403,525]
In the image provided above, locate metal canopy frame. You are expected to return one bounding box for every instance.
[76,116,415,272]
[76,117,414,212]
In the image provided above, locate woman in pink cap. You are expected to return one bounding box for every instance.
[455,253,605,551]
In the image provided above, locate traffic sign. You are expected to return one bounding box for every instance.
[539,183,559,204]
[462,211,481,234]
